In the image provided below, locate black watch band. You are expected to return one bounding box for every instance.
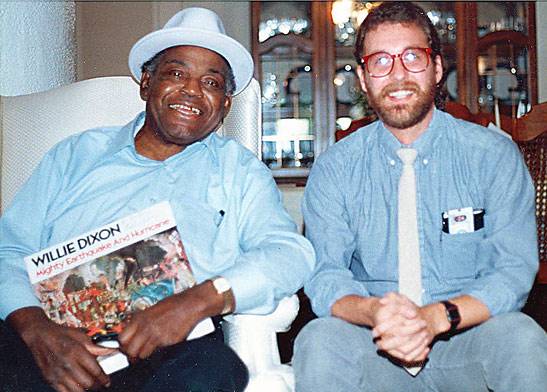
[441,300,461,332]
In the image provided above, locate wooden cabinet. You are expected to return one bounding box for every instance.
[252,2,338,180]
[251,2,538,179]
[450,2,537,114]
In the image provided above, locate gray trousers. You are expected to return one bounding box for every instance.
[293,313,547,391]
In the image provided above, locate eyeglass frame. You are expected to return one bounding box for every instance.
[360,47,433,78]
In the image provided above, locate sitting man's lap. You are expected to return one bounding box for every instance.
[0,320,248,392]
[293,313,547,392]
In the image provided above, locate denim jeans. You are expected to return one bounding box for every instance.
[0,319,248,392]
[293,312,547,391]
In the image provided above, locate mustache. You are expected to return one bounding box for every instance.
[380,83,420,97]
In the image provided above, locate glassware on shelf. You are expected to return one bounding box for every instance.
[426,10,456,45]
[332,1,371,46]
[259,18,310,42]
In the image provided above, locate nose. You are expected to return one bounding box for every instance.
[390,57,408,81]
[180,77,202,97]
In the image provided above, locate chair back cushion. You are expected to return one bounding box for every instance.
[218,78,262,158]
[1,76,261,213]
[1,76,144,212]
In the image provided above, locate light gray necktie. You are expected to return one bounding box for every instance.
[396,148,422,306]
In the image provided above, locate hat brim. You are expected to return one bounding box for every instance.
[128,27,254,95]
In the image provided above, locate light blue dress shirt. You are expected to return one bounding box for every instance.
[303,109,538,318]
[0,112,315,320]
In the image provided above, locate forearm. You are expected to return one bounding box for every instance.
[187,279,234,319]
[223,234,314,314]
[0,262,42,320]
[421,294,491,337]
[331,294,381,327]
[6,306,50,341]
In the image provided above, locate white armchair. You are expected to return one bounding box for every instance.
[0,76,298,391]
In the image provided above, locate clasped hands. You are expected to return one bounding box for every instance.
[371,292,439,365]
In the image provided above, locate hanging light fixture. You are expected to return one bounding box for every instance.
[331,1,372,46]
[331,0,353,25]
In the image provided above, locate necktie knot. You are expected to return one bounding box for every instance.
[396,148,417,166]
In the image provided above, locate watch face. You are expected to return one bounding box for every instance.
[212,277,230,293]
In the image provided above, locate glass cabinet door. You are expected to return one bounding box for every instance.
[332,1,371,131]
[255,2,315,174]
[476,2,534,117]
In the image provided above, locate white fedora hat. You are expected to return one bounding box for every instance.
[128,7,253,95]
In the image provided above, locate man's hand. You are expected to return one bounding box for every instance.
[118,280,225,360]
[371,292,433,363]
[7,306,115,392]
[332,293,491,365]
[332,292,440,363]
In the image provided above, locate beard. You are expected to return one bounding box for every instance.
[367,79,436,130]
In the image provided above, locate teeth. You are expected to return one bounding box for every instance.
[388,90,413,99]
[169,104,202,115]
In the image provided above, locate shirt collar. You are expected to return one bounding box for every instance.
[106,111,145,156]
[378,107,443,162]
[106,111,220,166]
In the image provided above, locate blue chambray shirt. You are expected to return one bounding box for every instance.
[0,112,315,319]
[303,109,538,318]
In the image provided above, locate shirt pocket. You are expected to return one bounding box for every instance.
[440,230,483,280]
[172,198,230,272]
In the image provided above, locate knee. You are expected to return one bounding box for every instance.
[142,338,249,392]
[294,317,349,356]
[195,342,249,392]
[293,317,371,369]
[477,313,547,387]
[480,313,547,359]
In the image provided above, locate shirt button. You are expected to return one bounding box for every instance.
[423,159,429,165]
[390,159,396,166]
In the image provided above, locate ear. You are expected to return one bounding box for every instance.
[139,72,152,101]
[356,65,369,94]
[434,55,443,85]
[221,95,232,119]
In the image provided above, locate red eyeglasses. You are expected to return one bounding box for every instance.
[361,47,432,78]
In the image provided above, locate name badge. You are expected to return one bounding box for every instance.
[442,207,485,234]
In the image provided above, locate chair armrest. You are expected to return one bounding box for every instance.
[222,295,299,392]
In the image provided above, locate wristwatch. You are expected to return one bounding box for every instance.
[441,300,461,332]
[211,276,235,315]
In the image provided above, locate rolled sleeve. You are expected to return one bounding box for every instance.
[303,153,370,317]
[0,149,63,319]
[222,158,315,314]
[462,140,538,316]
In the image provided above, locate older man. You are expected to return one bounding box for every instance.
[0,8,314,392]
[293,2,546,391]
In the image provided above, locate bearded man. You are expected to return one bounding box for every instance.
[292,2,546,391]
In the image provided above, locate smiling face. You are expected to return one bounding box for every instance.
[137,45,232,160]
[357,22,443,137]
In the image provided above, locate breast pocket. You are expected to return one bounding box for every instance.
[172,198,231,270]
[440,230,484,280]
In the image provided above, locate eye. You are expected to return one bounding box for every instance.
[203,77,223,90]
[376,54,391,67]
[169,70,183,77]
[403,51,418,63]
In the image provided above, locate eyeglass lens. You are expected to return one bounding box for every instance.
[365,48,430,77]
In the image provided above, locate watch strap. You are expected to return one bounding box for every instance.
[211,276,235,316]
[441,300,461,332]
